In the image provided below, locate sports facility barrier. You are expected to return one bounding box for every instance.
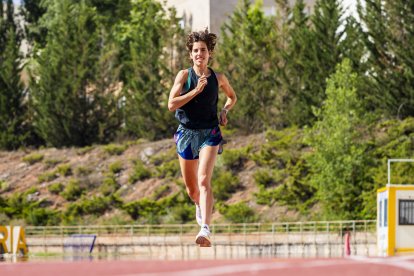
[24,220,376,258]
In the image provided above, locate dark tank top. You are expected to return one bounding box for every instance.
[175,67,219,129]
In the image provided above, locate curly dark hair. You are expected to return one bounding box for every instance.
[186,28,217,53]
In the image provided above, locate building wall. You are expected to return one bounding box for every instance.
[162,0,316,35]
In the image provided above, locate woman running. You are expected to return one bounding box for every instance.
[168,28,237,247]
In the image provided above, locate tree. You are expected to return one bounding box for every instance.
[305,59,368,219]
[217,0,278,132]
[277,0,316,126]
[306,0,345,121]
[21,0,47,47]
[0,0,29,149]
[358,0,414,118]
[117,0,181,140]
[29,0,122,147]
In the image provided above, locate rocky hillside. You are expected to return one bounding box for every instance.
[0,131,300,226]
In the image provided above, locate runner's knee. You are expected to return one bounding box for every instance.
[198,174,211,191]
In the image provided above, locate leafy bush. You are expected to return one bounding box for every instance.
[24,208,61,226]
[103,144,127,155]
[123,198,166,223]
[155,160,180,178]
[217,202,257,223]
[212,169,240,201]
[254,187,278,206]
[109,161,123,174]
[48,183,64,195]
[22,153,44,165]
[151,185,170,200]
[0,180,10,192]
[220,145,251,171]
[75,166,93,176]
[253,169,275,188]
[44,158,63,168]
[61,179,85,201]
[56,164,72,176]
[77,145,94,155]
[166,203,194,224]
[38,171,59,183]
[129,160,151,183]
[100,173,120,196]
[149,148,176,166]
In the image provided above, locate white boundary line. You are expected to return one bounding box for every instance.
[349,255,414,272]
[117,259,363,276]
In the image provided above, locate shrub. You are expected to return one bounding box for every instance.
[123,198,165,223]
[218,202,257,223]
[212,169,240,201]
[44,158,63,168]
[220,145,251,171]
[24,208,61,226]
[253,169,274,188]
[129,160,151,183]
[151,185,170,200]
[80,196,111,215]
[56,164,72,176]
[166,203,193,224]
[61,179,85,201]
[75,166,93,176]
[22,153,44,165]
[77,145,94,155]
[38,171,59,183]
[0,180,10,192]
[254,187,278,206]
[103,144,127,155]
[100,173,120,196]
[109,161,123,174]
[48,183,64,195]
[155,160,180,178]
[149,148,176,166]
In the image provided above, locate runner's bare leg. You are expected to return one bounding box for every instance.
[198,145,219,225]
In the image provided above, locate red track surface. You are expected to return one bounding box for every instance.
[1,256,414,276]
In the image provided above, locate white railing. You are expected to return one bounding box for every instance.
[25,220,376,237]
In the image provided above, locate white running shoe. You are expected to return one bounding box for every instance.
[195,204,202,226]
[195,226,211,247]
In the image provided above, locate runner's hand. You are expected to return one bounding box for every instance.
[219,109,228,126]
[195,73,207,94]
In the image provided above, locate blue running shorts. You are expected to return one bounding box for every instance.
[174,125,223,160]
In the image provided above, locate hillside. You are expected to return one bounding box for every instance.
[0,131,300,226]
[1,117,413,226]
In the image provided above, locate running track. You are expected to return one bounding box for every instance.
[1,256,414,275]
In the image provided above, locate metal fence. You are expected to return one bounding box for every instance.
[24,220,377,258]
[25,220,376,237]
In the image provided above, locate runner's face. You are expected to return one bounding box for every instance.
[190,41,210,66]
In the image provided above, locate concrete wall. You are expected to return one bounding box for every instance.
[26,232,377,259]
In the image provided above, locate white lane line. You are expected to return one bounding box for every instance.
[349,255,414,272]
[117,259,356,276]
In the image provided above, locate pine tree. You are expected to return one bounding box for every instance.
[305,59,367,219]
[117,0,178,140]
[0,0,28,149]
[308,0,345,117]
[21,0,47,46]
[358,0,414,118]
[217,0,278,132]
[278,0,316,126]
[29,0,122,147]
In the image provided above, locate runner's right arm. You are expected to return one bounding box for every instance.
[168,70,207,111]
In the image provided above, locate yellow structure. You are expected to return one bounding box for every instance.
[377,159,414,256]
[0,226,28,255]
